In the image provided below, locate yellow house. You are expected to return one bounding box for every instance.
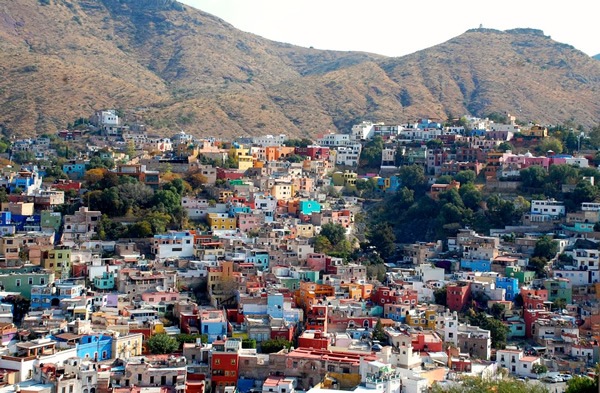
[112,332,144,359]
[296,223,315,238]
[271,183,294,200]
[218,190,233,203]
[41,246,72,279]
[406,308,437,329]
[207,213,236,231]
[521,125,548,138]
[237,154,254,171]
[230,145,254,171]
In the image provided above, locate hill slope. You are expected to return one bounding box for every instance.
[1,1,599,138]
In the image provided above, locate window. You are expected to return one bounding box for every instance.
[15,279,21,287]
[215,359,220,365]
[161,376,166,385]
[28,277,33,285]
[231,359,236,365]
[138,374,142,382]
[172,376,177,385]
[150,376,155,384]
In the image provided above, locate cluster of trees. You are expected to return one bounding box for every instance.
[85,174,189,240]
[519,164,599,211]
[368,165,529,243]
[147,333,210,354]
[260,338,293,354]
[527,235,559,278]
[430,376,548,393]
[314,222,353,258]
[466,310,510,349]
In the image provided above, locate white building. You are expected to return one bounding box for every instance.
[335,144,362,167]
[317,133,353,147]
[530,199,565,218]
[151,231,195,259]
[252,134,288,147]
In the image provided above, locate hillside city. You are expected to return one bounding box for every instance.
[0,110,598,393]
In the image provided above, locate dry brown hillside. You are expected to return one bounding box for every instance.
[1,1,599,139]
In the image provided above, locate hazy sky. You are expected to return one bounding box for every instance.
[179,0,598,58]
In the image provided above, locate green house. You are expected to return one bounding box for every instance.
[93,271,115,290]
[0,272,55,299]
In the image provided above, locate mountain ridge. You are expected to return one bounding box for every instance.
[1,0,599,138]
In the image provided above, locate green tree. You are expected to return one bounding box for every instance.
[430,375,549,393]
[572,181,597,206]
[147,333,179,354]
[242,339,257,349]
[454,170,476,185]
[565,376,598,393]
[320,223,346,246]
[398,165,428,195]
[433,287,447,307]
[520,166,548,189]
[497,142,514,152]
[531,363,548,376]
[539,136,563,154]
[3,295,30,323]
[314,235,333,254]
[459,184,483,210]
[552,298,567,311]
[368,223,396,260]
[426,139,443,150]
[467,312,509,349]
[372,319,388,343]
[127,221,153,238]
[533,235,558,259]
[175,333,207,347]
[359,136,384,168]
[528,256,549,279]
[491,303,506,319]
[260,338,292,354]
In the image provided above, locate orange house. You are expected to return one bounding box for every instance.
[294,281,335,311]
[265,146,296,161]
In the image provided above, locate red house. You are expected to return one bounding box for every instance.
[211,339,241,392]
[216,168,244,181]
[298,330,329,350]
[411,332,443,352]
[523,309,553,338]
[295,146,330,161]
[305,305,328,333]
[446,282,471,312]
[372,287,418,307]
[521,288,549,311]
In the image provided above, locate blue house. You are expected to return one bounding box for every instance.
[10,167,42,194]
[200,310,227,343]
[11,214,40,231]
[62,161,87,180]
[460,259,491,272]
[299,200,321,215]
[496,277,520,301]
[77,334,112,361]
[0,211,14,235]
[246,250,269,271]
[228,204,251,217]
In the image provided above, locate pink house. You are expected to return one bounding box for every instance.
[237,212,261,233]
[141,291,180,304]
[306,253,328,271]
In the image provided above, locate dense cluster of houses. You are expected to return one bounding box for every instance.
[0,110,597,393]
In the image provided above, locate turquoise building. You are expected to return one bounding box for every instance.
[93,271,115,290]
[299,200,321,215]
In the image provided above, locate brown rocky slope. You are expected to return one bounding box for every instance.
[1,0,599,138]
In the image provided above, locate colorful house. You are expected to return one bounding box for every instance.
[76,334,113,361]
[495,277,520,301]
[299,200,321,215]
